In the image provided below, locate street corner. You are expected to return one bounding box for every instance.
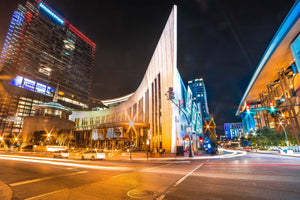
[0,181,13,200]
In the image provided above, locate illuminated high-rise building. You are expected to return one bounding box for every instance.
[188,78,210,120]
[0,0,95,136]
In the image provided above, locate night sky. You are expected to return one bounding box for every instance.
[0,0,295,133]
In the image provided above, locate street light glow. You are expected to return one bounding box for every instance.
[206,125,210,129]
[47,133,51,137]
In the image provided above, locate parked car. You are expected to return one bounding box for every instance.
[53,150,69,158]
[81,150,105,160]
[283,149,294,154]
[21,145,33,152]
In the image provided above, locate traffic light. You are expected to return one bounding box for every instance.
[246,104,250,113]
[269,102,275,111]
[167,87,175,100]
[199,137,203,143]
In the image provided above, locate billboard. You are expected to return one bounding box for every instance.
[10,75,55,96]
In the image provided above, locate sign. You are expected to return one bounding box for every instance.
[250,107,268,112]
[39,2,64,25]
[91,129,99,140]
[10,75,56,97]
[106,127,123,138]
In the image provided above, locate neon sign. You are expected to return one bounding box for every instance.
[39,2,64,25]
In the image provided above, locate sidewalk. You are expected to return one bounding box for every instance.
[0,181,12,200]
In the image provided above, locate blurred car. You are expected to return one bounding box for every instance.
[81,150,105,160]
[53,150,69,158]
[283,149,294,154]
[21,145,33,152]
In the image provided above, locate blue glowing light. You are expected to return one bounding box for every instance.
[39,2,64,25]
[10,75,23,87]
[10,75,55,96]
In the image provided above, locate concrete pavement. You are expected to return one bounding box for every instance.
[0,181,12,200]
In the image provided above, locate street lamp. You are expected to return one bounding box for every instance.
[126,118,137,160]
[279,121,289,147]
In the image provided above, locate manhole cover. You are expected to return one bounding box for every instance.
[127,189,153,198]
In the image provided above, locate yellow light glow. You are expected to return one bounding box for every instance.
[129,120,134,127]
[14,137,18,141]
[47,133,51,137]
[0,137,3,140]
[206,125,210,129]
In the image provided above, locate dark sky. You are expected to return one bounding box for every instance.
[0,0,295,132]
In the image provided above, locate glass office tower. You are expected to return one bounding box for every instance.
[188,78,210,120]
[0,0,95,136]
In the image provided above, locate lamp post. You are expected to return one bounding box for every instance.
[129,131,132,160]
[279,121,289,147]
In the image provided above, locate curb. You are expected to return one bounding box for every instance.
[0,181,12,200]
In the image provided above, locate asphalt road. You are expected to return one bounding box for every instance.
[0,152,299,200]
[160,153,300,200]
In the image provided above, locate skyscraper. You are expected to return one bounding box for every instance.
[188,78,210,120]
[0,0,95,136]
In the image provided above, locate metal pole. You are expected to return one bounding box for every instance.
[188,126,193,157]
[129,131,132,160]
[166,93,194,157]
[280,123,289,147]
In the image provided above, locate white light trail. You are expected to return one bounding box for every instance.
[0,155,131,171]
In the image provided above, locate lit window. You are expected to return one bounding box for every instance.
[39,66,52,76]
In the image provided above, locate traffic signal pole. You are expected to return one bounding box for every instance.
[165,87,193,157]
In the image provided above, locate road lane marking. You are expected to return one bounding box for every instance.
[174,163,203,186]
[9,171,88,187]
[155,163,204,200]
[24,189,67,200]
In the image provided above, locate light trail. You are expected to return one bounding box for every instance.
[0,155,131,171]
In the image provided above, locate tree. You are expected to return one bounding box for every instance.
[33,131,46,145]
[254,127,285,147]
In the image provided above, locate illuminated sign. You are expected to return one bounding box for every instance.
[39,2,64,25]
[10,75,55,96]
[10,75,23,87]
[35,82,47,94]
[23,78,36,91]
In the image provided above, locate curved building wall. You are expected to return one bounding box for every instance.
[70,6,187,153]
